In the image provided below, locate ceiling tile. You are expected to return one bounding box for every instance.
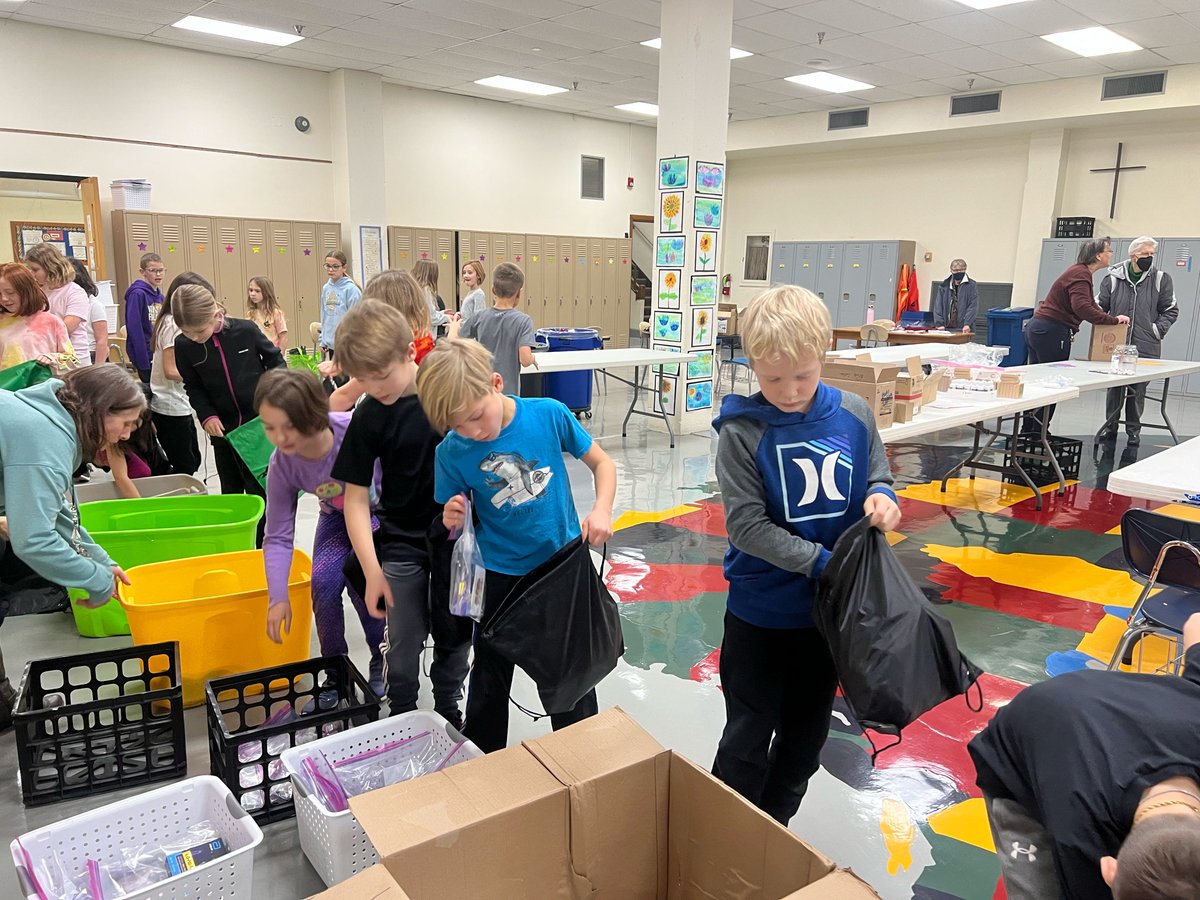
[738,10,849,44]
[454,42,557,70]
[922,12,1031,44]
[878,54,970,79]
[891,80,954,97]
[1057,0,1174,25]
[733,0,779,19]
[977,65,1059,85]
[278,37,400,66]
[987,0,1098,33]
[510,20,627,51]
[815,33,916,64]
[1152,41,1200,64]
[728,81,798,104]
[858,0,971,23]
[36,0,182,26]
[863,23,955,55]
[830,63,917,87]
[475,31,586,60]
[402,0,541,30]
[798,0,909,32]
[140,33,263,59]
[476,0,582,15]
[15,2,158,35]
[1093,49,1172,71]
[1035,57,1111,78]
[369,6,500,40]
[983,36,1075,65]
[592,0,662,27]
[929,45,1023,72]
[1111,15,1200,48]
[525,58,626,84]
[571,50,658,77]
[426,50,519,76]
[733,53,811,78]
[322,26,459,54]
[730,24,803,54]
[929,73,1005,92]
[554,8,658,41]
[176,2,335,37]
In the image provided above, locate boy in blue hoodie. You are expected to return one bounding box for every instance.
[711,285,901,825]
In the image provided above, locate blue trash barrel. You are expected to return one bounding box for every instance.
[986,307,1035,367]
[536,327,602,412]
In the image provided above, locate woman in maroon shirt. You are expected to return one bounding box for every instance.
[1023,238,1129,433]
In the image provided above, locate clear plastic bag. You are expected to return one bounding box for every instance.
[448,495,486,621]
[331,731,447,798]
[296,749,348,813]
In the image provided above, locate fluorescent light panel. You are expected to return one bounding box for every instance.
[1042,26,1141,57]
[952,0,1034,9]
[474,75,567,95]
[172,15,303,47]
[614,102,658,116]
[640,37,752,59]
[785,72,874,93]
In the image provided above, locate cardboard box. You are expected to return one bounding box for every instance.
[310,865,411,899]
[894,400,916,424]
[894,357,924,414]
[823,355,901,430]
[1088,322,1127,361]
[996,372,1024,399]
[717,303,739,335]
[350,709,880,900]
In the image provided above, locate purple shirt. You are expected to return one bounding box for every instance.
[263,411,379,606]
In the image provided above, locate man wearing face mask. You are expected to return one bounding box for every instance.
[932,259,977,333]
[1096,236,1178,446]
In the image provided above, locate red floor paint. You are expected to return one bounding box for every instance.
[898,494,966,535]
[1000,483,1154,533]
[605,560,730,603]
[660,500,728,536]
[690,647,720,684]
[927,563,1106,632]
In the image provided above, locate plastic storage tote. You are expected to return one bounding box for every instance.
[985,306,1035,367]
[280,710,481,886]
[206,655,383,824]
[536,327,602,413]
[13,641,185,807]
[119,549,313,707]
[12,775,262,900]
[75,473,208,504]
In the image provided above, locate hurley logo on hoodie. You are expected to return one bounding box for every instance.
[777,436,855,523]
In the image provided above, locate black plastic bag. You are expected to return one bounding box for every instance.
[480,537,623,715]
[816,516,982,752]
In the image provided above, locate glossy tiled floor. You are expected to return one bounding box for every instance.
[2,378,1198,899]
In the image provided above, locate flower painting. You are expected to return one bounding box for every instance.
[692,307,711,345]
[686,380,713,411]
[696,161,725,196]
[659,191,684,233]
[659,375,677,416]
[659,156,689,189]
[657,269,681,309]
[695,231,717,273]
[694,197,722,229]
[656,236,685,268]
[687,350,713,380]
[653,342,681,374]
[655,311,682,343]
[690,274,717,306]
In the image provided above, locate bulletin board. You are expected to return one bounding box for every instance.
[11,221,88,263]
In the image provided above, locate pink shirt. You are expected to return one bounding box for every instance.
[46,283,92,364]
[0,311,77,374]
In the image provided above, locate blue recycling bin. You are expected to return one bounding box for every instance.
[986,306,1035,367]
[536,327,602,412]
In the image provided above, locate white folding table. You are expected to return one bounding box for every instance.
[1107,434,1200,504]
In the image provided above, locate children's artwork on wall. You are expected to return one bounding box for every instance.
[691,307,712,345]
[659,191,684,233]
[657,269,682,309]
[652,342,681,375]
[696,161,725,196]
[654,311,683,344]
[693,197,722,230]
[695,231,717,273]
[690,274,717,307]
[686,380,713,411]
[687,350,713,380]
[659,375,677,416]
[659,156,689,189]
[656,236,685,268]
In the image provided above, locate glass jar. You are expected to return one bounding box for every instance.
[1114,344,1138,375]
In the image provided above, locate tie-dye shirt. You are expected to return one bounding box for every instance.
[0,311,79,374]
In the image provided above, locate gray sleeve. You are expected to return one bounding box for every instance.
[716,418,828,576]
[1096,273,1112,311]
[519,313,536,347]
[839,392,896,495]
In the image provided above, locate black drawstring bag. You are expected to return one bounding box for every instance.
[816,516,983,758]
[480,537,623,716]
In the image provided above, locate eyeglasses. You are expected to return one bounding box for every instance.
[145,268,166,275]
[324,263,343,269]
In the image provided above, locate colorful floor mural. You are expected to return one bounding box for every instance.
[605,435,1177,900]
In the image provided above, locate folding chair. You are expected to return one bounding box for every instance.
[1107,508,1200,674]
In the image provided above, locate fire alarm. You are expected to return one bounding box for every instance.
[627,176,634,190]
[295,116,311,133]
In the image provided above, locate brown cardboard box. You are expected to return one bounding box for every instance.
[310,866,411,899]
[350,709,880,900]
[1087,322,1127,361]
[823,356,901,430]
[894,400,916,424]
[894,356,924,414]
[717,303,739,335]
[996,372,1024,399]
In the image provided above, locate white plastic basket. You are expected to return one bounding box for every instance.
[110,180,152,210]
[11,775,263,900]
[280,710,480,887]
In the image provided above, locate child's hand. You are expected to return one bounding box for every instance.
[318,359,341,378]
[364,569,394,619]
[203,418,225,437]
[580,509,613,546]
[443,494,467,531]
[864,493,902,533]
[266,601,292,644]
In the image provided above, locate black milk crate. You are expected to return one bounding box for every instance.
[1055,217,1095,238]
[14,641,186,807]
[206,654,382,824]
[1003,434,1082,486]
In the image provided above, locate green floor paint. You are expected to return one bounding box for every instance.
[914,824,1002,900]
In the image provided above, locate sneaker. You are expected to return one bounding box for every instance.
[1127,433,1141,447]
[1096,429,1117,443]
[436,706,464,732]
[368,656,385,700]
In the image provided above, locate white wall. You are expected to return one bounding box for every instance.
[0,196,85,263]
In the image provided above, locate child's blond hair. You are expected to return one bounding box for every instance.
[416,339,496,433]
[334,299,414,377]
[740,286,831,367]
[363,269,430,337]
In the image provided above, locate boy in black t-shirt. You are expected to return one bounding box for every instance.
[330,300,472,726]
[969,613,1200,900]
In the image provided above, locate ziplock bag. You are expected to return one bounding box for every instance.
[448,496,486,621]
[480,537,623,715]
[816,516,982,757]
[331,731,459,798]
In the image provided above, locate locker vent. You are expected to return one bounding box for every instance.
[247,227,265,244]
[581,156,605,200]
[272,228,289,244]
[130,223,152,241]
[190,222,211,243]
[1102,71,1165,100]
[159,223,182,242]
[950,91,1001,116]
[828,108,868,130]
[219,226,238,244]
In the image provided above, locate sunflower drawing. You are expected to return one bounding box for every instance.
[664,272,677,289]
[663,194,681,219]
[699,233,713,253]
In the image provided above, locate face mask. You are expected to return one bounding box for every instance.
[1135,256,1153,272]
[951,272,965,282]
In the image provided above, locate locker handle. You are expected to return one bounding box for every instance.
[841,293,849,303]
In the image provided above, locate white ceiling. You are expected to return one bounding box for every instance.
[4,0,1200,123]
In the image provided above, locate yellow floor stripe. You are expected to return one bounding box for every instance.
[612,503,700,533]
[1076,613,1179,673]
[928,798,995,854]
[923,544,1146,607]
[1106,503,1200,535]
[899,477,1070,515]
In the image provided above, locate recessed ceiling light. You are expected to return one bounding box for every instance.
[952,0,1035,9]
[474,75,568,95]
[1042,26,1141,57]
[640,37,753,60]
[785,72,874,93]
[615,102,659,116]
[172,15,303,47]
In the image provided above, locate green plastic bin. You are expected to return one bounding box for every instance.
[72,494,265,637]
[225,418,272,491]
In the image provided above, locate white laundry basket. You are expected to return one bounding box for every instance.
[11,775,263,900]
[280,710,480,887]
[110,179,152,210]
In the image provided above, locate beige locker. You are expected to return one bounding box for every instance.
[524,235,543,329]
[153,215,185,286]
[553,237,574,329]
[111,210,154,300]
[242,220,269,323]
[267,221,299,345]
[318,223,343,265]
[433,229,455,308]
[542,236,559,331]
[616,238,632,348]
[185,217,217,292]
[492,232,508,267]
[213,218,245,317]
[292,222,321,340]
[587,238,604,339]
[602,238,620,348]
[573,239,590,329]
[388,226,413,270]
[508,233,528,314]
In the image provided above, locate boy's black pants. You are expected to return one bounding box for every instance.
[462,568,599,753]
[712,610,839,825]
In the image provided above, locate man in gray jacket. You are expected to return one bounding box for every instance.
[1096,236,1178,446]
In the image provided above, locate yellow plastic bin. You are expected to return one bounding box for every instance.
[119,549,313,707]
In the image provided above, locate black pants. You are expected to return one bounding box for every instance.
[462,568,599,753]
[136,367,151,384]
[1103,382,1148,438]
[1022,317,1072,433]
[211,435,267,546]
[712,611,839,825]
[152,412,201,476]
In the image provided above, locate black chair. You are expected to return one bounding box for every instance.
[1107,508,1200,673]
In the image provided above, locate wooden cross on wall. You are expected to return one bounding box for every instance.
[1090,142,1146,218]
